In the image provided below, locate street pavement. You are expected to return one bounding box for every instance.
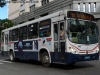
[0,55,100,75]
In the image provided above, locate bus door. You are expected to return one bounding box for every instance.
[53,21,66,62]
[4,33,9,55]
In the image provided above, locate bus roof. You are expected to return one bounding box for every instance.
[2,9,94,32]
[2,10,65,32]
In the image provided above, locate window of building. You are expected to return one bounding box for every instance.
[94,2,96,12]
[19,26,27,40]
[78,3,80,11]
[39,19,51,37]
[28,23,38,39]
[19,10,25,15]
[30,5,35,11]
[41,0,49,6]
[83,3,85,12]
[20,0,25,6]
[89,3,91,12]
[12,28,18,41]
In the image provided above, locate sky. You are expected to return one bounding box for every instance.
[0,3,8,19]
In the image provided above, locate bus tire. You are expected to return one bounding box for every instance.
[41,52,50,67]
[9,51,15,62]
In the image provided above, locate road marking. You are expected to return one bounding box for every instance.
[0,60,12,63]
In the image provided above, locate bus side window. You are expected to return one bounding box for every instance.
[19,27,23,40]
[23,26,27,40]
[54,23,58,55]
[12,28,18,41]
[60,22,65,40]
[28,25,33,39]
[19,26,27,40]
[39,19,51,37]
[28,23,38,39]
[54,24,58,41]
[32,23,38,38]
[9,30,12,41]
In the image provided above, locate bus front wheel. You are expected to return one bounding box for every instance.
[41,52,50,67]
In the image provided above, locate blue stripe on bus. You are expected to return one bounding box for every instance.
[50,52,99,64]
[1,51,38,61]
[14,51,38,60]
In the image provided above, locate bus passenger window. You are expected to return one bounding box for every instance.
[23,26,27,39]
[40,31,43,37]
[28,25,33,39]
[9,30,12,41]
[19,26,27,40]
[19,28,23,40]
[60,22,65,40]
[54,24,58,41]
[12,29,18,41]
[28,23,38,39]
[39,19,51,37]
[32,23,38,38]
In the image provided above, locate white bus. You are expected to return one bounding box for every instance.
[1,9,99,67]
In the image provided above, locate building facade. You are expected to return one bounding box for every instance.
[8,0,54,20]
[8,0,100,24]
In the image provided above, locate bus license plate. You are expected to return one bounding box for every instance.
[85,56,90,59]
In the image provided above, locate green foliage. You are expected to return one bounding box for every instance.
[0,0,6,7]
[0,18,15,37]
[0,18,14,29]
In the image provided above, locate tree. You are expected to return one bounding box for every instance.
[0,0,6,7]
[0,18,14,29]
[0,19,15,37]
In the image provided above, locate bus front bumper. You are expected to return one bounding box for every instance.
[65,52,99,64]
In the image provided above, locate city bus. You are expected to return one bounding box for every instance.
[0,9,99,67]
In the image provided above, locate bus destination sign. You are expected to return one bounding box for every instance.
[40,19,51,26]
[67,11,95,21]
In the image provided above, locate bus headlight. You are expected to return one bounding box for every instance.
[72,49,78,54]
[69,47,78,54]
[96,48,99,53]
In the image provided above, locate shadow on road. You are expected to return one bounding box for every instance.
[4,58,95,70]
[49,62,94,70]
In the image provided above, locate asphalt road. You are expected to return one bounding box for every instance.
[0,55,100,75]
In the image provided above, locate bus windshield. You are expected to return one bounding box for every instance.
[67,19,98,44]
